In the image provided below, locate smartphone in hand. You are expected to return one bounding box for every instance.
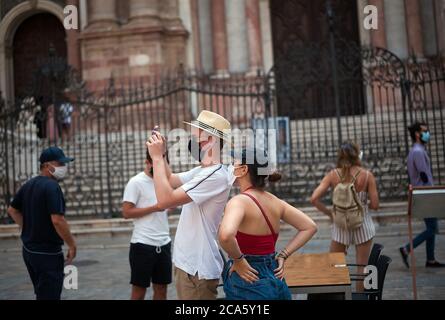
[152,125,160,136]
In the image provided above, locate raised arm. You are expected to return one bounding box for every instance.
[147,134,192,209]
[165,161,183,189]
[153,157,192,208]
[153,134,183,189]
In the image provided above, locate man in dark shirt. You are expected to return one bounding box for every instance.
[399,122,444,268]
[7,146,77,300]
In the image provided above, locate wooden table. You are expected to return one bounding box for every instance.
[284,252,352,300]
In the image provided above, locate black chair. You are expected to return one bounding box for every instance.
[352,254,392,300]
[349,243,384,281]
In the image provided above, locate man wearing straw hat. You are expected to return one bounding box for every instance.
[146,110,232,300]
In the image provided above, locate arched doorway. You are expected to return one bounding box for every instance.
[12,12,67,98]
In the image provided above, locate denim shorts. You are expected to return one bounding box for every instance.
[223,253,292,300]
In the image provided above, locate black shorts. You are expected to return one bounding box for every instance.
[129,242,172,288]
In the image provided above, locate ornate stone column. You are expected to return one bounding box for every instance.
[190,0,203,70]
[384,0,409,59]
[434,0,445,56]
[368,0,387,49]
[404,0,424,57]
[86,0,118,30]
[128,0,161,27]
[246,0,263,72]
[161,0,184,29]
[66,0,81,71]
[226,0,248,73]
[259,0,274,72]
[211,0,229,76]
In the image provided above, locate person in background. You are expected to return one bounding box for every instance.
[311,142,379,291]
[122,148,172,300]
[33,96,47,139]
[219,148,317,300]
[399,122,444,268]
[59,100,73,141]
[7,147,76,300]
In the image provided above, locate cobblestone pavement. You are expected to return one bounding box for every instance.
[1,221,444,300]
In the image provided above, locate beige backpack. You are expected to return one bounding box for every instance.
[332,169,365,230]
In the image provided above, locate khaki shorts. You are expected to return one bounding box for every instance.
[175,267,219,300]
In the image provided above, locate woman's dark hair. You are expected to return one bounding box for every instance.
[408,121,427,142]
[236,148,281,189]
[337,141,362,179]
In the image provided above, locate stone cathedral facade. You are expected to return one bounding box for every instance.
[0,0,444,101]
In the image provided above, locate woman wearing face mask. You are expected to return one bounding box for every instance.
[218,148,318,300]
[310,141,379,292]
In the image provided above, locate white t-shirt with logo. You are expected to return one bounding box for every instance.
[174,164,231,280]
[123,172,171,247]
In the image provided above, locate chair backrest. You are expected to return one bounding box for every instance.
[368,243,384,266]
[366,254,391,300]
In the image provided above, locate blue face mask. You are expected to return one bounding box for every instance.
[421,131,431,144]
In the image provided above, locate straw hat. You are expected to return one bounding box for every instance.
[183,110,231,142]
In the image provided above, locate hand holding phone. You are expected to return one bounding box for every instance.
[152,125,160,136]
[148,126,168,159]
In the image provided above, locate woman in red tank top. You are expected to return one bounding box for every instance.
[218,148,318,300]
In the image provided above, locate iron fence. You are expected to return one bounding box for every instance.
[1,51,444,222]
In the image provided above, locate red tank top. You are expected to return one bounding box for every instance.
[235,191,279,255]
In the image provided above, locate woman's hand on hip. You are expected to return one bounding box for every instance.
[230,258,259,283]
[274,257,286,280]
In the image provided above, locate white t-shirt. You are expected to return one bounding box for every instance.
[123,172,171,247]
[173,164,231,280]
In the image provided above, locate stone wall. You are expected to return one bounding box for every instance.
[80,0,188,91]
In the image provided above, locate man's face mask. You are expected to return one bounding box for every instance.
[49,164,68,180]
[188,136,213,162]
